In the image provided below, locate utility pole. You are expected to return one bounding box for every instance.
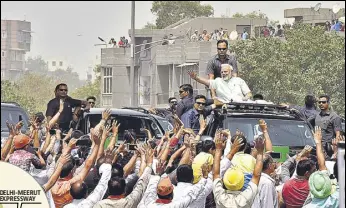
[130,1,136,106]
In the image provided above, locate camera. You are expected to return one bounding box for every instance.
[49,129,56,135]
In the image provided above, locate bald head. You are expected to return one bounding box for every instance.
[221,64,233,81]
[70,181,88,199]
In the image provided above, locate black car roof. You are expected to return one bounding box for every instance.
[216,102,305,121]
[224,112,301,120]
[84,108,151,117]
[1,102,22,108]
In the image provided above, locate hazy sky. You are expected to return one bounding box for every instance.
[1,1,345,79]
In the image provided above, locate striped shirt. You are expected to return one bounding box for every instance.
[206,54,238,78]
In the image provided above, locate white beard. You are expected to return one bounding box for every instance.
[222,76,231,81]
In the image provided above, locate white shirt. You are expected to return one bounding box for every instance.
[29,165,56,208]
[63,163,112,208]
[251,173,278,208]
[173,176,213,208]
[191,34,198,41]
[138,176,207,208]
[326,161,335,175]
[213,179,258,208]
[210,77,251,102]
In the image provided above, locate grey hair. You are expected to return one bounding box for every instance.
[221,64,233,71]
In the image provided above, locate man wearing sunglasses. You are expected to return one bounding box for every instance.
[87,96,97,108]
[176,84,195,119]
[308,95,342,145]
[206,39,238,99]
[182,95,219,134]
[46,83,91,132]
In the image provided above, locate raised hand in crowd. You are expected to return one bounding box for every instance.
[251,136,265,185]
[187,69,198,80]
[48,99,64,129]
[259,119,273,153]
[43,153,71,192]
[331,135,345,159]
[296,145,313,162]
[213,130,226,180]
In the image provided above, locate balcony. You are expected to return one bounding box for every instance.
[101,47,131,66]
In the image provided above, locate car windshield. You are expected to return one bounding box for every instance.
[86,114,163,140]
[224,117,315,147]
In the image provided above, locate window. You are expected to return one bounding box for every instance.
[1,30,7,39]
[10,51,16,61]
[103,67,113,94]
[102,95,112,106]
[52,61,56,66]
[17,31,23,42]
[59,61,63,67]
[12,51,24,61]
[23,32,31,43]
[1,50,6,57]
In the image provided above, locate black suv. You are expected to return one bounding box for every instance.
[1,102,30,147]
[79,108,172,141]
[205,102,316,162]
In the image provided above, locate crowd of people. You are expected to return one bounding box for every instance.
[109,37,131,48]
[325,19,345,32]
[188,19,345,42]
[1,99,343,208]
[189,25,287,42]
[1,37,344,208]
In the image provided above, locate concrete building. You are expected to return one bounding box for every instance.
[46,58,70,71]
[284,7,345,25]
[1,20,32,81]
[100,17,266,108]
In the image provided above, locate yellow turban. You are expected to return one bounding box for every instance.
[223,168,245,191]
[192,152,213,184]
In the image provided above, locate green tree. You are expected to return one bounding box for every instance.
[151,1,214,29]
[50,68,84,91]
[70,65,101,106]
[232,24,345,115]
[232,11,268,20]
[1,73,57,114]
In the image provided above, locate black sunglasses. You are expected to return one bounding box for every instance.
[196,102,206,106]
[170,101,177,105]
[318,101,328,104]
[59,89,68,92]
[89,102,95,104]
[217,48,227,51]
[179,90,185,94]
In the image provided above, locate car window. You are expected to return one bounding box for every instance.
[224,117,315,147]
[145,118,163,138]
[155,117,173,132]
[1,107,29,131]
[86,114,162,140]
